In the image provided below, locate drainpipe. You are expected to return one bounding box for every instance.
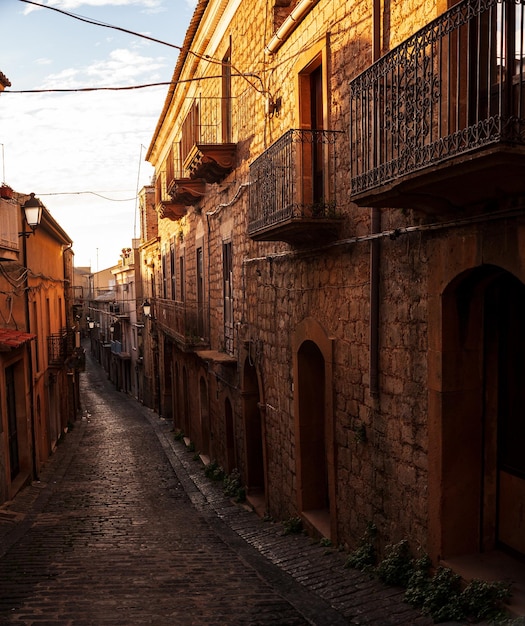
[369,0,381,398]
[22,218,38,480]
[265,0,320,54]
[370,208,380,397]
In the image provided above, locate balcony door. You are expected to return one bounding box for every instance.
[299,56,325,210]
[223,241,233,354]
[196,246,204,337]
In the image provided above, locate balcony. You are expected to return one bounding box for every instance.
[47,329,74,368]
[350,0,525,212]
[181,97,237,184]
[155,298,209,349]
[155,170,192,220]
[0,198,20,261]
[248,129,342,244]
[166,176,206,208]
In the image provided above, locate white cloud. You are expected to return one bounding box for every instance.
[6,0,192,269]
[22,0,166,16]
[39,48,167,89]
[0,49,165,268]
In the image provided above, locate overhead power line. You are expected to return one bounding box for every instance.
[4,74,261,94]
[17,0,268,97]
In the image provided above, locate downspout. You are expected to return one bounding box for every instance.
[206,213,211,347]
[369,0,381,398]
[265,0,320,54]
[22,219,38,480]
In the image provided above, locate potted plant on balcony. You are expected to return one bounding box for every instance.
[0,184,13,200]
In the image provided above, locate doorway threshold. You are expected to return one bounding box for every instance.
[302,509,330,540]
[245,490,265,518]
[442,551,525,617]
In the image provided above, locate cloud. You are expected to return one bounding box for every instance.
[0,43,166,268]
[40,48,167,89]
[22,0,167,16]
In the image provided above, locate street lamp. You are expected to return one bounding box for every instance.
[143,300,151,317]
[20,193,43,236]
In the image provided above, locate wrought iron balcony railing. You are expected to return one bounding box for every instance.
[47,329,75,367]
[179,97,236,183]
[350,0,525,203]
[248,129,342,244]
[155,298,209,347]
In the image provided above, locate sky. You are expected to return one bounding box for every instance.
[0,0,197,271]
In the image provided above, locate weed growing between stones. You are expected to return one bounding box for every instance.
[204,460,225,481]
[346,530,512,623]
[344,522,377,572]
[222,468,246,502]
[173,430,185,442]
[282,516,303,535]
[376,539,413,587]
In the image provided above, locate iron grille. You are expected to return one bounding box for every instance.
[155,298,209,345]
[248,129,341,236]
[350,0,525,195]
[47,329,74,367]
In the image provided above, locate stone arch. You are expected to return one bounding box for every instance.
[199,374,210,458]
[224,395,236,474]
[292,317,336,541]
[182,366,190,438]
[241,352,266,514]
[429,264,525,560]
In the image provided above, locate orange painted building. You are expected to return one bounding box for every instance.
[0,189,79,503]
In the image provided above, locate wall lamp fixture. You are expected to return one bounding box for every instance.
[143,300,151,317]
[19,192,44,237]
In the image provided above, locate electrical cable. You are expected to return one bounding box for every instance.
[16,1,269,98]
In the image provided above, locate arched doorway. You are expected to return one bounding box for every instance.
[224,397,236,473]
[433,265,525,559]
[199,375,210,459]
[182,366,190,438]
[292,318,336,541]
[296,340,329,536]
[242,360,265,502]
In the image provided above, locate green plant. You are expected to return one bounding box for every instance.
[405,558,512,623]
[375,539,414,587]
[186,440,195,452]
[223,469,246,502]
[204,460,225,481]
[345,522,377,572]
[420,567,465,622]
[174,430,185,442]
[460,579,511,622]
[320,538,332,548]
[404,554,433,608]
[282,516,303,535]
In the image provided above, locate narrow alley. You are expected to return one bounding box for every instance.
[0,350,431,625]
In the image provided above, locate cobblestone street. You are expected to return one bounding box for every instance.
[0,351,432,625]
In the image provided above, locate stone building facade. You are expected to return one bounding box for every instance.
[144,0,525,577]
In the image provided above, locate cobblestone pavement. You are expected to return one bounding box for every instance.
[0,351,433,625]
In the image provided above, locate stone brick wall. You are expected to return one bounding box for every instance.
[146,0,505,560]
